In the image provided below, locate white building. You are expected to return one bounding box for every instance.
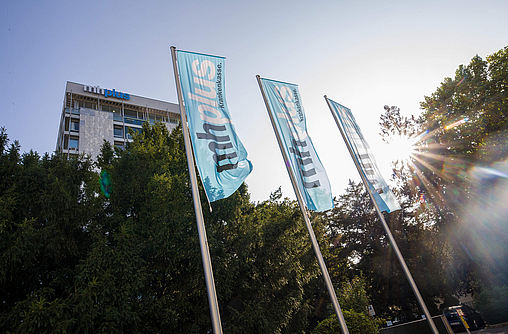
[56,81,180,159]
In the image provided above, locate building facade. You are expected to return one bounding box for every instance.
[56,81,180,159]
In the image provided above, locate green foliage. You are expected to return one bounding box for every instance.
[0,126,102,333]
[417,47,508,215]
[475,284,508,324]
[344,46,508,324]
[213,193,323,334]
[312,276,382,334]
[420,48,508,165]
[337,276,371,313]
[418,47,508,300]
[313,310,381,334]
[324,167,474,322]
[0,124,324,333]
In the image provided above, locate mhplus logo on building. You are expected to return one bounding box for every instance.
[83,84,130,100]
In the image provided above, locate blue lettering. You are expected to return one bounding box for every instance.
[84,84,130,100]
[103,88,129,100]
[190,59,238,173]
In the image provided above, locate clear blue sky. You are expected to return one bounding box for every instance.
[1,0,507,202]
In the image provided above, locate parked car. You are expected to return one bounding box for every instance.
[443,304,485,332]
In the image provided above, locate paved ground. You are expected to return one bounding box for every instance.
[469,325,508,334]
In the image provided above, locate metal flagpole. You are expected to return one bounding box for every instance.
[171,46,223,334]
[257,76,350,334]
[324,96,439,334]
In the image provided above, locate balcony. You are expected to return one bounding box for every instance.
[124,117,145,126]
[65,108,80,115]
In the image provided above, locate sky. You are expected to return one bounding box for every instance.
[1,0,507,203]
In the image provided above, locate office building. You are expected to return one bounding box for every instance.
[56,81,180,159]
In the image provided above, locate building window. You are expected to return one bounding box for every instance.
[101,105,121,114]
[114,126,123,138]
[63,134,69,149]
[148,113,166,122]
[114,141,124,150]
[77,101,95,109]
[70,120,79,132]
[124,118,144,126]
[125,127,142,140]
[124,108,138,118]
[169,118,179,124]
[69,137,79,150]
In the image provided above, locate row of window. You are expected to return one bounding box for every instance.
[63,136,123,152]
[101,105,121,114]
[63,137,124,152]
[61,116,177,152]
[75,101,96,110]
[65,108,179,126]
[63,122,143,141]
[114,125,142,140]
[74,100,175,122]
[64,138,123,152]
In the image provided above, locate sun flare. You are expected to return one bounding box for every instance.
[384,134,418,164]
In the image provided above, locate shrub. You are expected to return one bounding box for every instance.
[475,284,508,325]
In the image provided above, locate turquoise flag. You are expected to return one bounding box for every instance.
[259,78,334,212]
[327,98,401,213]
[176,50,252,201]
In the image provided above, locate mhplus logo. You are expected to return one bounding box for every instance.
[83,84,130,100]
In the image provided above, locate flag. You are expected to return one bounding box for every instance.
[326,98,401,213]
[259,78,334,211]
[176,50,253,202]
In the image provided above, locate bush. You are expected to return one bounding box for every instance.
[475,284,508,325]
[312,276,383,334]
[312,309,382,334]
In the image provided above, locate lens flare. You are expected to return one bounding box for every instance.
[397,120,508,283]
[100,170,112,198]
[444,117,469,130]
[460,160,508,274]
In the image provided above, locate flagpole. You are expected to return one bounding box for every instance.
[257,76,350,334]
[171,46,223,334]
[324,96,439,334]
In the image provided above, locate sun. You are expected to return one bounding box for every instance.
[384,134,418,164]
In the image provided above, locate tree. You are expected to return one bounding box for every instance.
[0,124,328,333]
[417,47,508,217]
[323,179,460,323]
[312,276,383,334]
[370,46,508,323]
[419,47,508,310]
[420,47,508,166]
[0,128,102,333]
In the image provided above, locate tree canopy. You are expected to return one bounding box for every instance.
[0,124,331,333]
[327,46,508,324]
[417,47,508,299]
